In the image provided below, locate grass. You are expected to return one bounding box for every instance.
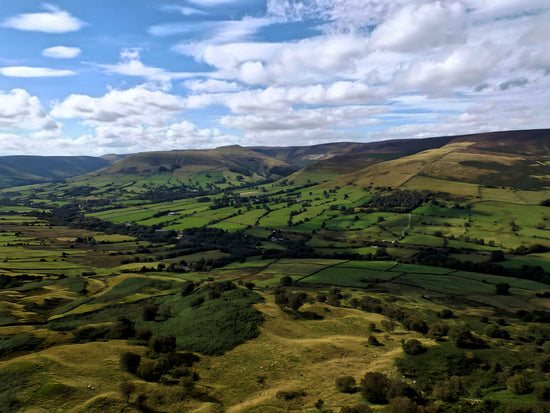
[300,267,385,287]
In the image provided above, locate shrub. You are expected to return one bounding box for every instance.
[149,335,176,353]
[432,376,464,402]
[108,317,134,339]
[403,339,425,355]
[276,390,306,401]
[142,300,158,321]
[486,325,510,339]
[403,316,428,334]
[135,327,152,341]
[449,324,486,349]
[335,375,356,393]
[280,276,292,286]
[428,323,449,340]
[496,283,511,295]
[385,397,418,413]
[387,381,422,404]
[180,280,195,296]
[507,374,533,395]
[368,335,382,346]
[360,372,390,404]
[136,359,159,382]
[119,352,141,374]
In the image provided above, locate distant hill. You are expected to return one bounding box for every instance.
[101,145,297,180]
[270,136,457,183]
[331,129,550,192]
[251,136,455,168]
[0,156,110,188]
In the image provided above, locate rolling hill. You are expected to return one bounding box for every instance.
[0,156,111,188]
[330,129,550,192]
[100,145,297,181]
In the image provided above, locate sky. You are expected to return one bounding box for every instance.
[0,0,549,156]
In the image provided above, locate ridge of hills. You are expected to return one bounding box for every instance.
[0,129,548,192]
[0,156,111,189]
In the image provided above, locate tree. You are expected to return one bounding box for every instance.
[385,397,418,413]
[335,375,356,393]
[428,323,449,340]
[120,352,141,374]
[180,280,195,296]
[491,250,506,262]
[149,335,176,353]
[142,300,158,321]
[360,372,390,404]
[496,282,511,295]
[432,376,464,402]
[402,339,425,355]
[507,375,533,395]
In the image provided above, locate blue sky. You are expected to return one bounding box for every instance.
[0,0,549,155]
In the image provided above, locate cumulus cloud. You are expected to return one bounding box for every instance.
[184,81,384,113]
[42,46,81,59]
[0,89,59,130]
[51,86,184,126]
[2,4,85,33]
[0,67,76,77]
[369,2,467,52]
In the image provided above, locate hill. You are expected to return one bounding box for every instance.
[101,145,297,181]
[0,156,110,188]
[331,129,550,192]
[251,135,455,169]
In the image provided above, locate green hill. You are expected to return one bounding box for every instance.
[100,145,296,178]
[0,156,110,188]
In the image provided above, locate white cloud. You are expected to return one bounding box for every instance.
[1,4,85,33]
[159,5,205,16]
[151,16,270,42]
[51,86,185,127]
[394,43,504,94]
[221,105,384,131]
[369,2,467,52]
[184,79,241,93]
[184,80,384,114]
[0,89,59,130]
[98,49,199,91]
[42,46,81,59]
[0,67,76,77]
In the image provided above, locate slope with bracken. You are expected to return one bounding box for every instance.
[329,129,550,194]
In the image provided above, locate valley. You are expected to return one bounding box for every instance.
[0,130,549,412]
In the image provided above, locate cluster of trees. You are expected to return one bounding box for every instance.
[361,190,441,213]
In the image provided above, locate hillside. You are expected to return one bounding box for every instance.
[0,156,110,188]
[101,145,297,181]
[331,129,550,192]
[251,135,455,169]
